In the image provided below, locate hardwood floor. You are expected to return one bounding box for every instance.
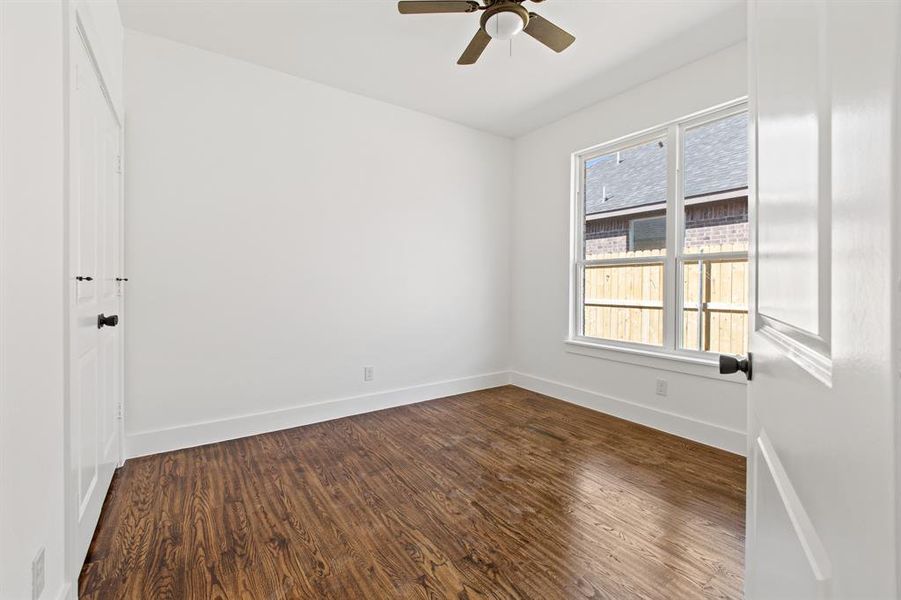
[79,385,745,599]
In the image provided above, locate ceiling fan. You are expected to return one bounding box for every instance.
[397,0,575,65]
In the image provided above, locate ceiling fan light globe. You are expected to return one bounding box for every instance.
[484,11,525,40]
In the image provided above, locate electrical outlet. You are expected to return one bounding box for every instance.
[655,379,668,397]
[32,547,44,600]
[363,366,374,382]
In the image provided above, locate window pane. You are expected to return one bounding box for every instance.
[680,259,748,354]
[682,113,749,254]
[584,138,667,260]
[583,263,663,346]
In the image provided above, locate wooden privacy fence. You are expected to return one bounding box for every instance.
[583,254,748,354]
[682,259,748,354]
[583,260,664,347]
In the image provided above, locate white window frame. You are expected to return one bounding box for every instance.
[569,98,749,365]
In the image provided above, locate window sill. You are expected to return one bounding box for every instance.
[564,338,747,384]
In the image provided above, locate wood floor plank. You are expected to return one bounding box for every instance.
[79,385,745,599]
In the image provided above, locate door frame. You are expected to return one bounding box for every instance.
[63,2,125,596]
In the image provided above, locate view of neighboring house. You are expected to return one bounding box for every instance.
[585,112,748,258]
[580,112,749,354]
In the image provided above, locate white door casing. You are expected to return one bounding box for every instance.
[746,1,899,598]
[68,19,124,569]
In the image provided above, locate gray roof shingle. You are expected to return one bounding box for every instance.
[585,112,747,215]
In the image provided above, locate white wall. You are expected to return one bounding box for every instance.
[123,33,749,457]
[0,4,67,598]
[123,31,512,456]
[510,43,748,454]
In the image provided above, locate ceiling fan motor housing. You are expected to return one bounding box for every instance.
[480,2,529,39]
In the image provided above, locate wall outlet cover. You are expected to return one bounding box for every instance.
[655,379,668,396]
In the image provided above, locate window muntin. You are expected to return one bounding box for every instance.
[574,102,748,357]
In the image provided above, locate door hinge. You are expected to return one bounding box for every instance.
[115,154,122,174]
[117,403,124,420]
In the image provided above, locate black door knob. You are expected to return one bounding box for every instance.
[719,353,752,381]
[97,314,119,329]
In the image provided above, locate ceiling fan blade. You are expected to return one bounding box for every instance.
[398,1,480,14]
[523,12,575,52]
[457,28,491,65]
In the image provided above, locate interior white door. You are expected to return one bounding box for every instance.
[69,30,124,566]
[745,1,899,598]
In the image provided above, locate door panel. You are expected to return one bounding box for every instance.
[100,112,120,303]
[755,0,826,339]
[749,437,823,599]
[75,75,98,307]
[75,346,99,515]
[100,327,120,456]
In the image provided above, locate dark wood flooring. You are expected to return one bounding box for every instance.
[79,385,745,599]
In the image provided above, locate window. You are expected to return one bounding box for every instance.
[573,102,748,357]
[629,216,667,251]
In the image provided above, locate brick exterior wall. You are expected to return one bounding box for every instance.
[585,196,748,257]
[585,209,663,256]
[683,196,748,250]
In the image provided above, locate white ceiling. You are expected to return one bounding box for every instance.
[118,0,746,138]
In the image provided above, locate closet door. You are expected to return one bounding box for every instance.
[69,29,123,566]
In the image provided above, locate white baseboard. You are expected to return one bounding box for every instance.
[511,371,746,455]
[125,371,512,458]
[125,370,745,459]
